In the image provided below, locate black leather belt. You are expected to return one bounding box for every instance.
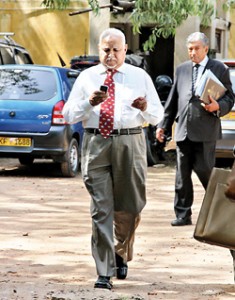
[85,127,142,135]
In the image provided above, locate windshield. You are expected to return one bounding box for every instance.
[0,69,57,100]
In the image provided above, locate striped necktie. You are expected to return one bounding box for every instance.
[192,63,200,94]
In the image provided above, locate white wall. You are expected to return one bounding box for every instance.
[89,0,110,55]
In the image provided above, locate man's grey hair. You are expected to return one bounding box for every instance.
[186,32,209,47]
[99,28,126,45]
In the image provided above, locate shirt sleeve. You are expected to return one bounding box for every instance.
[141,72,164,125]
[62,72,93,124]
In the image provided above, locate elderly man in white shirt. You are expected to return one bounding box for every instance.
[62,27,163,290]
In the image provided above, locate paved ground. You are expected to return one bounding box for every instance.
[0,157,234,300]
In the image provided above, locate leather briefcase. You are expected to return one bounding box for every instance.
[225,161,235,199]
[194,167,235,250]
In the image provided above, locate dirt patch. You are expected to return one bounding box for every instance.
[0,157,234,299]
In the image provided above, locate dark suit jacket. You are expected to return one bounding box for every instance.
[160,58,235,142]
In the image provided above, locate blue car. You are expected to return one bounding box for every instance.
[0,64,83,177]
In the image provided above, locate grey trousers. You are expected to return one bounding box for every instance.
[81,131,147,277]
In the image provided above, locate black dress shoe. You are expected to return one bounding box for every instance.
[171,217,192,226]
[94,276,113,290]
[115,253,128,279]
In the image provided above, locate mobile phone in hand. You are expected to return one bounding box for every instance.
[100,85,108,93]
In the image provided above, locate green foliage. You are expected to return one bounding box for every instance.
[88,0,99,7]
[41,0,99,12]
[41,0,99,13]
[40,0,234,51]
[223,0,235,10]
[131,0,214,51]
[41,0,70,9]
[88,0,100,14]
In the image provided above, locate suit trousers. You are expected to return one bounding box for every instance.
[81,131,147,277]
[174,138,216,219]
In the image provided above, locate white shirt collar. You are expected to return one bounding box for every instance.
[97,63,127,74]
[194,56,208,68]
[97,62,127,75]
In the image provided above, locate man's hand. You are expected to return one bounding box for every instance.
[89,90,108,106]
[225,176,235,200]
[131,97,147,111]
[156,128,165,143]
[201,95,220,113]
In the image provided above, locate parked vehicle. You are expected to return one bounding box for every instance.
[0,32,33,65]
[215,59,235,161]
[70,55,100,71]
[0,64,83,177]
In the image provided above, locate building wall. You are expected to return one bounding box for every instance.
[174,1,232,69]
[174,17,201,67]
[0,0,110,66]
[89,2,111,55]
[0,0,233,69]
[228,8,235,58]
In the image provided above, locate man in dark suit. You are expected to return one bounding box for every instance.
[156,32,235,226]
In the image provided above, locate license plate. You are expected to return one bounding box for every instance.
[221,111,235,120]
[0,137,31,147]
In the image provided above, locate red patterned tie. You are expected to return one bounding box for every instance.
[99,69,117,138]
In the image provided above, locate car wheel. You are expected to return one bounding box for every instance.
[19,156,34,165]
[146,137,158,166]
[61,138,79,177]
[144,125,167,166]
[144,127,158,166]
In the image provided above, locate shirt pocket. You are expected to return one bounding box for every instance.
[119,83,145,112]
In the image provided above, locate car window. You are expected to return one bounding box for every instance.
[0,69,57,100]
[66,71,80,88]
[67,76,77,88]
[14,48,34,64]
[0,46,15,64]
[0,33,34,65]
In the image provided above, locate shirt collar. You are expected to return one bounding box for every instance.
[193,56,208,68]
[97,62,126,75]
[97,63,108,75]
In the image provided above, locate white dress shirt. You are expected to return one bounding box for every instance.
[63,63,164,129]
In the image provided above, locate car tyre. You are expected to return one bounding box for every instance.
[144,126,158,166]
[61,138,79,177]
[19,156,34,166]
[144,125,168,166]
[146,138,158,166]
